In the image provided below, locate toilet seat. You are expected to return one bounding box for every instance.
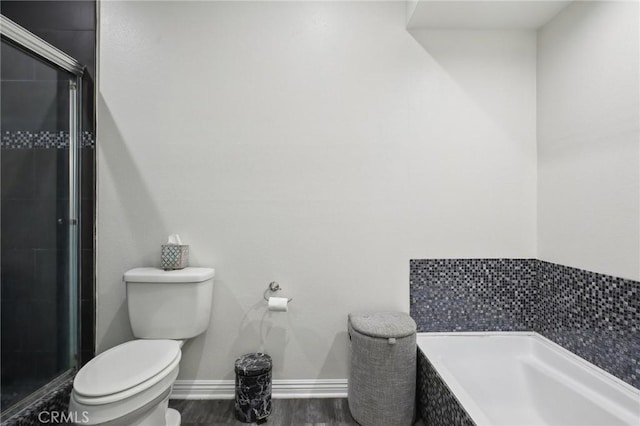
[73,340,181,405]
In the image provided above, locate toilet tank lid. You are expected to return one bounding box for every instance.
[124,267,215,283]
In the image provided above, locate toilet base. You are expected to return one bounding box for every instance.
[125,392,179,426]
[71,388,181,426]
[167,408,181,426]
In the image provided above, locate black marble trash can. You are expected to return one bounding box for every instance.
[235,353,272,423]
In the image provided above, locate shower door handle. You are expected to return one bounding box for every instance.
[57,218,78,225]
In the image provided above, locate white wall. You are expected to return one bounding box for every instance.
[537,0,640,281]
[97,1,537,381]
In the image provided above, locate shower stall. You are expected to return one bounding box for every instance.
[1,15,83,415]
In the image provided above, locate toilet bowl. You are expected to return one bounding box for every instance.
[70,340,181,425]
[70,267,215,426]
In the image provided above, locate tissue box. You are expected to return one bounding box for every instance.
[161,244,189,270]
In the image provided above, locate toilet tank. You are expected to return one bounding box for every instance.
[124,267,215,339]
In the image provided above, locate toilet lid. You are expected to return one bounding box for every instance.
[74,340,180,397]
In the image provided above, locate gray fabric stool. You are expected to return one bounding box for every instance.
[348,312,417,426]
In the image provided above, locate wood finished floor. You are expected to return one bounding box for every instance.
[168,398,359,425]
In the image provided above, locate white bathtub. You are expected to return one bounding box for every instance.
[417,332,639,426]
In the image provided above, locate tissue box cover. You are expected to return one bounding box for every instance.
[161,245,189,270]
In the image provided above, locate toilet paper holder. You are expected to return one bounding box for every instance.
[263,281,293,303]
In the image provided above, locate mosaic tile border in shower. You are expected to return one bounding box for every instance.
[1,130,95,149]
[409,258,640,389]
[417,348,476,426]
[1,374,73,426]
[410,258,539,332]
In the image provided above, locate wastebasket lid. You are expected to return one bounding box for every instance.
[348,312,416,338]
[235,353,272,376]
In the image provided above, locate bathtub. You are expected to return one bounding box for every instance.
[416,332,639,426]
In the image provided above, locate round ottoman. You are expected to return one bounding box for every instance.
[348,312,417,426]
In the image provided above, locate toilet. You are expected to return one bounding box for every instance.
[69,267,215,426]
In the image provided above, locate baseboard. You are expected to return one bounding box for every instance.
[171,379,348,400]
[270,379,348,399]
[171,380,235,400]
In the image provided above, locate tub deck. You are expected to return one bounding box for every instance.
[417,332,640,426]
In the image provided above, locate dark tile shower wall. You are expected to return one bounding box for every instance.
[1,0,96,368]
[1,0,96,416]
[410,259,640,389]
[1,45,73,412]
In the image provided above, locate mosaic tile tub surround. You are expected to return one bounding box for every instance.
[410,258,640,389]
[536,260,640,390]
[416,348,475,426]
[410,258,538,332]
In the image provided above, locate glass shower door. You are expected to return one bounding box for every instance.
[0,37,79,411]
